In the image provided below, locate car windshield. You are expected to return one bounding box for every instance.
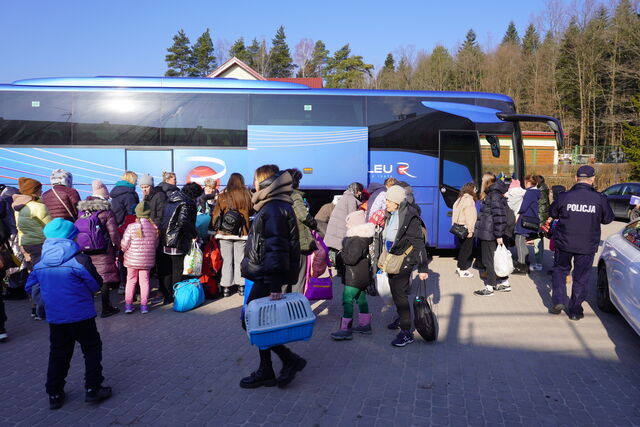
[622,221,640,248]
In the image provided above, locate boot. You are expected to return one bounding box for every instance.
[352,313,372,334]
[85,386,112,404]
[330,318,353,340]
[276,351,307,388]
[239,364,277,389]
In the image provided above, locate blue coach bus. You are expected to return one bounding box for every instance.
[0,76,563,248]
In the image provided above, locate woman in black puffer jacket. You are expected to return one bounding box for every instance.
[474,173,510,296]
[240,165,306,390]
[158,182,202,304]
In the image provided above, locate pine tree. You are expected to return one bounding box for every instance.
[623,96,640,179]
[303,40,329,78]
[324,44,374,88]
[165,29,193,77]
[229,37,252,65]
[383,53,395,73]
[522,24,540,56]
[191,28,217,77]
[269,26,295,78]
[502,21,520,46]
[247,38,261,69]
[455,29,484,91]
[459,29,479,52]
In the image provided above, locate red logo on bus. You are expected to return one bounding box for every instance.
[397,162,416,178]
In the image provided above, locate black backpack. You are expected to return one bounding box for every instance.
[215,208,245,236]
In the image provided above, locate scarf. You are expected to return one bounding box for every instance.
[252,172,293,211]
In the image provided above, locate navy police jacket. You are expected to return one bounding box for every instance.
[550,183,614,254]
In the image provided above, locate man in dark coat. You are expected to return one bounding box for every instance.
[547,166,614,320]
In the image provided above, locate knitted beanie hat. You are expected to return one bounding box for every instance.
[50,169,73,187]
[44,218,79,240]
[18,177,42,196]
[135,201,151,218]
[386,185,406,205]
[139,173,154,187]
[92,180,109,199]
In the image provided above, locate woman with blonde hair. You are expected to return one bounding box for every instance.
[109,171,139,226]
[473,172,510,296]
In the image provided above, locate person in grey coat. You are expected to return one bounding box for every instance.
[324,183,363,251]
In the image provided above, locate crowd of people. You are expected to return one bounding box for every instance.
[0,163,615,408]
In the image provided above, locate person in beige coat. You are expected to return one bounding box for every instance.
[452,182,478,278]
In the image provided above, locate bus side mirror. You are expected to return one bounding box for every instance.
[486,135,500,157]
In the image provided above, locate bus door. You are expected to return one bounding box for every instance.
[125,149,173,185]
[437,131,481,248]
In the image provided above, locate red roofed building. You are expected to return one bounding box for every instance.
[207,57,323,88]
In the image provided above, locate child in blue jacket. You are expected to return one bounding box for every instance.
[25,218,112,410]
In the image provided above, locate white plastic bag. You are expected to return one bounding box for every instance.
[494,244,514,277]
[375,270,394,306]
[183,240,203,276]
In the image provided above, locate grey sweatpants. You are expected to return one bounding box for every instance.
[515,234,529,264]
[219,239,245,288]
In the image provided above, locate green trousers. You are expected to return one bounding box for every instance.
[343,285,369,318]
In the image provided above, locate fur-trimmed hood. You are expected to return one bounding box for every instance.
[78,197,111,212]
[346,222,375,238]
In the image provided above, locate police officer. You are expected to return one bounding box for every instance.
[547,165,614,320]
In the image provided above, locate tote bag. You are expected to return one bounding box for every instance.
[173,278,205,312]
[413,279,437,342]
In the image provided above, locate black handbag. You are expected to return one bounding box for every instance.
[413,279,437,342]
[449,223,468,240]
[521,217,540,231]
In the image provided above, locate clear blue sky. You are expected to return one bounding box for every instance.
[1,0,557,83]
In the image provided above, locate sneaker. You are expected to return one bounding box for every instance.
[473,288,494,297]
[140,305,149,314]
[117,285,125,295]
[149,295,164,305]
[387,317,400,330]
[49,392,66,410]
[101,306,120,318]
[85,386,112,404]
[495,282,511,292]
[277,354,307,388]
[124,304,135,314]
[548,304,566,315]
[456,268,474,278]
[330,328,353,340]
[0,327,7,342]
[568,312,584,321]
[31,307,36,318]
[240,366,278,389]
[391,330,414,347]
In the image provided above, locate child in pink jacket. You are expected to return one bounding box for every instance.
[121,202,159,314]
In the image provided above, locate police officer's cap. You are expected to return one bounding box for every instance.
[576,165,595,178]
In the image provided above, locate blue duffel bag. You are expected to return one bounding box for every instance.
[173,278,205,312]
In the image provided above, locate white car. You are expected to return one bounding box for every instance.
[597,219,640,335]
